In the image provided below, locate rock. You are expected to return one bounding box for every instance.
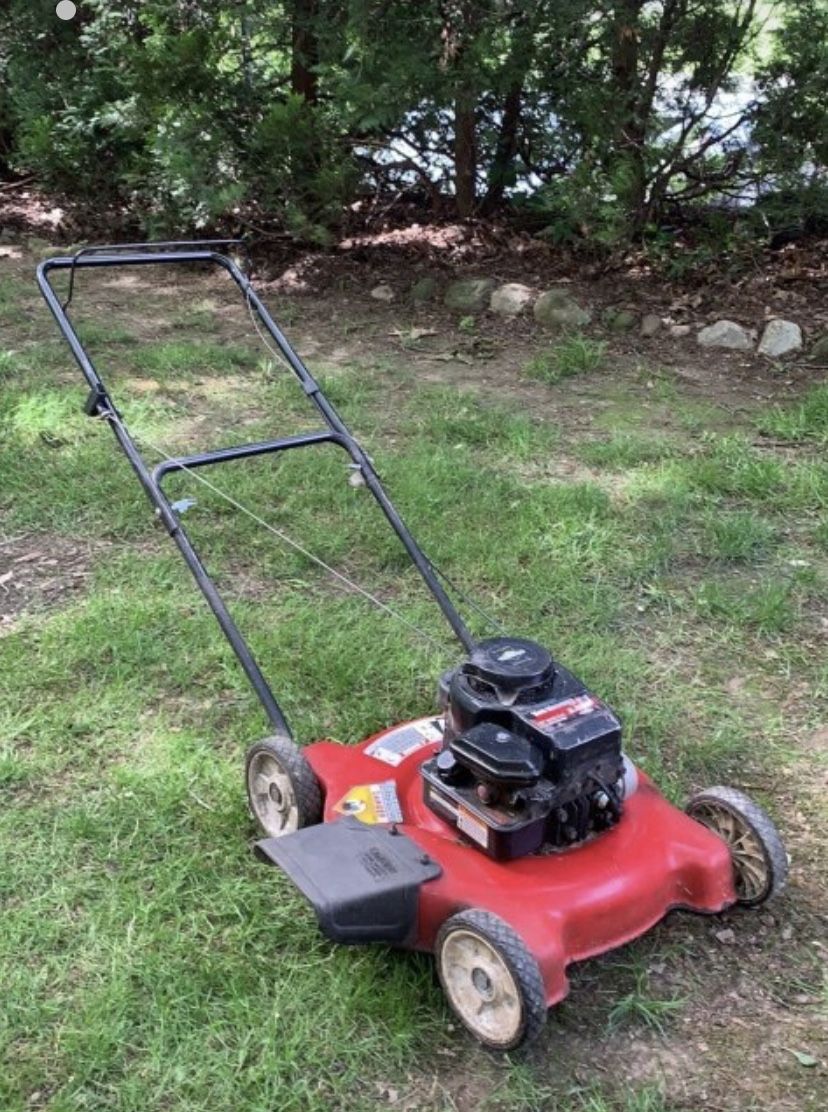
[604,308,637,332]
[810,333,828,363]
[668,323,692,338]
[443,277,496,312]
[370,284,395,302]
[489,282,533,316]
[697,320,754,351]
[533,288,591,330]
[757,319,803,359]
[714,928,736,945]
[641,313,663,338]
[409,275,438,303]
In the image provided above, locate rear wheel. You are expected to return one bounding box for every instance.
[686,786,788,906]
[245,736,322,838]
[435,909,546,1050]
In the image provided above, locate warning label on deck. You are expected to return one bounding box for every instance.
[364,718,444,767]
[333,781,404,825]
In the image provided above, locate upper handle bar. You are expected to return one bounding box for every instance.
[57,238,251,312]
[36,241,477,657]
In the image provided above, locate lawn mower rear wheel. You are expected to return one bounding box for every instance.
[245,736,322,838]
[686,786,788,906]
[435,909,547,1051]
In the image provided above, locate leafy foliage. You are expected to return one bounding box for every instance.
[0,1,824,242]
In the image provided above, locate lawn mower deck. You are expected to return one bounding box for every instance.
[39,239,790,1052]
[257,717,736,1010]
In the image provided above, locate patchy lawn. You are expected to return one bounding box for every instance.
[1,250,826,1112]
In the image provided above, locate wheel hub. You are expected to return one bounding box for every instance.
[471,966,494,1000]
[248,751,299,835]
[439,928,522,1045]
[693,801,769,902]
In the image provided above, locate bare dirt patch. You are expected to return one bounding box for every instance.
[0,534,102,634]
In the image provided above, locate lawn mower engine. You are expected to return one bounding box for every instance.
[421,637,628,860]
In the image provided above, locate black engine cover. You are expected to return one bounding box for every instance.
[422,637,624,859]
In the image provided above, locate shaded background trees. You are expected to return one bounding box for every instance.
[0,0,825,246]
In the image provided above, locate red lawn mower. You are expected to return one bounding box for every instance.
[39,241,789,1050]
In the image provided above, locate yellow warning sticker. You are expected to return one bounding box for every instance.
[333,781,404,825]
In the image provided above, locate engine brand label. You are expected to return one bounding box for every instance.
[531,694,598,727]
[333,781,404,825]
[365,718,444,766]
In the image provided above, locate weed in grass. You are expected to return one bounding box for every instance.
[686,435,785,500]
[758,384,828,444]
[695,578,796,634]
[485,1062,557,1109]
[700,509,775,562]
[579,432,681,469]
[4,390,98,446]
[0,275,30,310]
[525,333,607,384]
[607,967,685,1035]
[133,338,259,378]
[407,385,557,459]
[169,303,223,333]
[0,744,31,789]
[674,399,726,435]
[0,350,24,377]
[644,368,680,404]
[74,319,135,346]
[814,517,828,552]
[573,1084,668,1112]
[458,314,476,333]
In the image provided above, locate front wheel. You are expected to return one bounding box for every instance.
[435,909,547,1050]
[686,786,788,906]
[245,735,322,838]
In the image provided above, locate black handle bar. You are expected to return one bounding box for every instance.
[37,242,475,739]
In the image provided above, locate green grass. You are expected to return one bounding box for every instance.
[700,509,776,562]
[608,980,685,1036]
[573,1086,668,1112]
[694,578,796,634]
[0,349,23,378]
[758,383,828,444]
[406,385,558,460]
[525,333,607,384]
[1,268,826,1111]
[579,432,681,469]
[132,338,261,378]
[74,319,135,346]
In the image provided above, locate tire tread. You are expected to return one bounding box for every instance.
[245,735,323,834]
[687,785,788,905]
[436,908,547,1050]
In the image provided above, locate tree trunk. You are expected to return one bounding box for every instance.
[0,125,13,179]
[611,1,648,236]
[454,82,477,217]
[291,0,319,104]
[482,78,523,212]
